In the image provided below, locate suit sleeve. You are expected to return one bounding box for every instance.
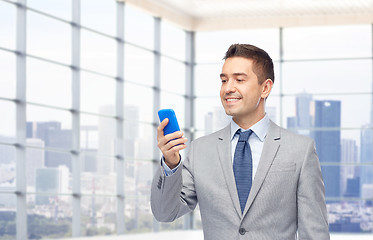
[297,140,330,240]
[151,141,198,222]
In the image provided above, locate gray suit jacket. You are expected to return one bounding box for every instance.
[151,121,330,240]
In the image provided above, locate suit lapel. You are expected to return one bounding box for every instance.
[217,125,242,218]
[243,120,281,216]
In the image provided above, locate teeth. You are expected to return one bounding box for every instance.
[227,99,239,102]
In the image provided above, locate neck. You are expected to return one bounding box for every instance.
[233,111,265,130]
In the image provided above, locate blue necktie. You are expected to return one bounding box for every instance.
[233,129,253,214]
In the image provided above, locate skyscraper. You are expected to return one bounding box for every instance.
[360,124,373,197]
[286,92,313,136]
[314,100,341,198]
[26,121,72,171]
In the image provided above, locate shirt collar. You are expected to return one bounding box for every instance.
[230,114,269,142]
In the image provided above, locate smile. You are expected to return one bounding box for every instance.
[226,98,240,102]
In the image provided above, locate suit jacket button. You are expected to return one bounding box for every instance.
[239,228,246,235]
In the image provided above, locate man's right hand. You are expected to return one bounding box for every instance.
[157,118,188,169]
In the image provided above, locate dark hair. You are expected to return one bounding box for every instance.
[223,44,274,84]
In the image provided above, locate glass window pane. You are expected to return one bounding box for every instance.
[27,58,72,108]
[265,95,280,126]
[27,195,72,238]
[161,20,185,61]
[282,59,372,95]
[327,200,372,233]
[194,97,229,133]
[81,0,116,36]
[81,114,116,157]
[124,160,152,197]
[196,28,280,63]
[0,194,16,239]
[0,101,16,143]
[283,94,371,129]
[124,82,153,123]
[0,146,16,189]
[124,123,153,160]
[26,105,72,150]
[283,25,372,60]
[160,92,186,129]
[33,161,71,194]
[124,160,153,233]
[81,158,116,194]
[27,0,71,20]
[124,44,154,87]
[81,30,116,75]
[161,57,185,95]
[0,50,16,99]
[81,196,116,236]
[27,11,71,64]
[195,63,223,97]
[81,72,116,116]
[124,5,154,50]
[0,1,16,50]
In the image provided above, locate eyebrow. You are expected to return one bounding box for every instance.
[220,72,248,78]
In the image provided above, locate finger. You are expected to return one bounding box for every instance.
[167,142,187,153]
[158,131,183,148]
[157,118,169,139]
[165,137,188,151]
[163,131,184,143]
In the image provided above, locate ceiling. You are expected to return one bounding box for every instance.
[119,0,373,31]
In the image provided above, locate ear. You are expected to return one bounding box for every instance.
[261,79,273,99]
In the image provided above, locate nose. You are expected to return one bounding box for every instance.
[224,79,236,94]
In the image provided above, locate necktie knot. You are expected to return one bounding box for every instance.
[237,129,253,142]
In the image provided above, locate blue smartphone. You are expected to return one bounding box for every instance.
[158,109,180,136]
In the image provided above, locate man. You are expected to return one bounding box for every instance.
[151,44,330,239]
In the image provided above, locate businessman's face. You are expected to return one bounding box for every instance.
[220,57,266,124]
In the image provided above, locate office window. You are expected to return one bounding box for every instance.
[81,29,116,75]
[0,194,16,239]
[0,50,16,99]
[123,122,154,160]
[161,21,186,61]
[81,72,116,116]
[0,1,15,50]
[194,64,223,97]
[0,146,16,189]
[80,114,117,157]
[27,195,73,239]
[161,93,186,129]
[124,160,153,232]
[26,105,72,150]
[124,45,154,87]
[81,156,117,194]
[27,58,72,108]
[124,82,154,124]
[124,5,154,50]
[81,196,117,236]
[161,57,186,95]
[81,0,116,36]
[27,0,71,20]
[0,101,16,143]
[27,11,71,64]
[196,28,280,63]
[282,60,372,95]
[283,25,372,60]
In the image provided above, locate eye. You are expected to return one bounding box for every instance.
[221,79,227,83]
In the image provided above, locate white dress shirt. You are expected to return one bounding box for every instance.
[230,114,269,181]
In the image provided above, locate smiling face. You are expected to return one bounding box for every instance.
[220,57,272,128]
